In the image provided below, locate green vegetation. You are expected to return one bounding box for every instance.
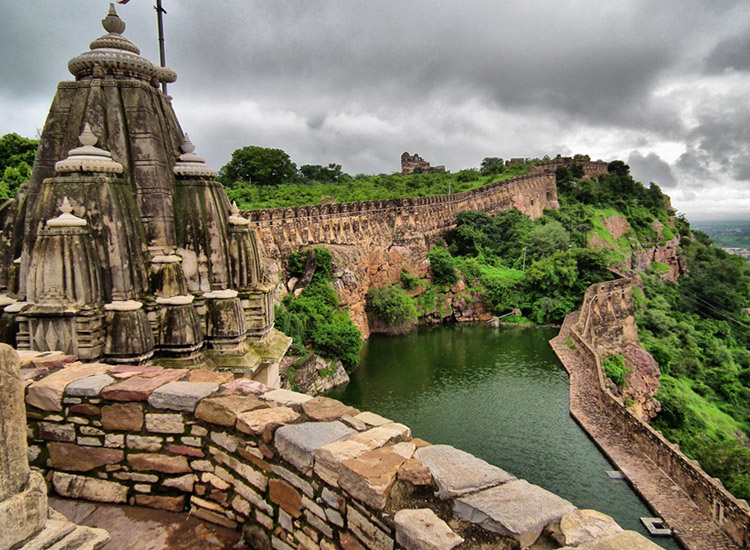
[0,133,38,198]
[603,354,629,387]
[218,145,535,210]
[427,246,460,286]
[634,228,750,500]
[274,248,362,370]
[366,284,417,332]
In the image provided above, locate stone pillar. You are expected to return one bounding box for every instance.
[0,344,48,548]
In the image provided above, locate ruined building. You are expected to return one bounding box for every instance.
[0,5,288,384]
[400,151,445,175]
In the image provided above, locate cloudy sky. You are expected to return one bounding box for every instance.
[2,1,749,220]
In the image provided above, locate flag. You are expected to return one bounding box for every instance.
[117,0,130,4]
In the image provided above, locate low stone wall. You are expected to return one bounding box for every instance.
[21,352,664,550]
[569,279,750,549]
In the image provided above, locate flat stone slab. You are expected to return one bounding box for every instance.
[275,422,356,474]
[394,508,463,550]
[301,396,359,421]
[236,406,299,435]
[188,370,234,384]
[560,509,623,546]
[414,444,515,499]
[339,444,411,509]
[454,479,577,548]
[222,378,271,395]
[107,365,163,379]
[101,370,187,401]
[65,374,114,397]
[353,411,392,427]
[559,530,667,550]
[27,363,110,411]
[195,394,266,426]
[147,381,219,412]
[52,472,128,503]
[261,388,313,408]
[48,443,124,472]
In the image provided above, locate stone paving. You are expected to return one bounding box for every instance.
[551,313,742,550]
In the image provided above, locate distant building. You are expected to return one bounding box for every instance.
[401,152,446,175]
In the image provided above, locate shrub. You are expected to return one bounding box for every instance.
[366,285,417,331]
[312,312,363,370]
[427,246,459,286]
[400,269,421,290]
[603,354,629,387]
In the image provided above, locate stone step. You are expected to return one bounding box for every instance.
[20,520,109,550]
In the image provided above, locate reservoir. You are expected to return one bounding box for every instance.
[327,324,682,550]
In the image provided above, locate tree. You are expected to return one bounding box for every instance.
[299,163,348,184]
[480,157,504,176]
[0,133,38,198]
[218,146,296,186]
[607,160,630,176]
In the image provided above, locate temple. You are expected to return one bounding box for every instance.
[0,5,288,385]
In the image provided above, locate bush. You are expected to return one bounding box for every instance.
[400,269,421,290]
[603,354,629,387]
[366,285,417,331]
[427,246,459,286]
[312,312,363,370]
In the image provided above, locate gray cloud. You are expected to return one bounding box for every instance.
[628,151,677,188]
[2,0,750,219]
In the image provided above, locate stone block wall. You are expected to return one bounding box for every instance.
[21,354,664,550]
[570,279,750,549]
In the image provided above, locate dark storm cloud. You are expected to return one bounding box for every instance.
[705,26,750,73]
[628,151,677,188]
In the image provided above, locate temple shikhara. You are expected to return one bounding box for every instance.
[0,5,288,385]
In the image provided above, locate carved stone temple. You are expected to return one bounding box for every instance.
[0,5,289,385]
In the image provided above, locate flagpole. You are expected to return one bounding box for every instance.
[155,0,167,95]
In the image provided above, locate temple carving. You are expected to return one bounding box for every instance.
[0,5,288,385]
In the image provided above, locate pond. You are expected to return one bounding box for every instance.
[327,324,682,549]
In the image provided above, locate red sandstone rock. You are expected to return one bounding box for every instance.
[195,394,266,426]
[107,365,163,379]
[398,458,433,486]
[48,442,123,472]
[101,369,187,401]
[340,533,366,550]
[69,403,100,416]
[168,445,205,458]
[128,453,191,474]
[135,494,186,512]
[101,402,144,431]
[269,479,303,518]
[302,397,359,422]
[188,371,234,385]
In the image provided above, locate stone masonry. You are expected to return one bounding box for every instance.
[20,346,666,550]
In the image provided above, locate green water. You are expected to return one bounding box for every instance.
[328,324,682,550]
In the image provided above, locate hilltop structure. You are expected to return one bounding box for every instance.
[0,5,288,384]
[400,151,445,175]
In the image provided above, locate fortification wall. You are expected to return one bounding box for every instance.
[20,350,664,550]
[569,279,750,549]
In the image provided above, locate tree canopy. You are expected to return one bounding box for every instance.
[0,133,38,198]
[218,145,297,187]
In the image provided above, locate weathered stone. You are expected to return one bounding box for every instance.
[278,508,293,532]
[31,353,77,368]
[145,413,185,434]
[326,507,344,527]
[296,528,319,550]
[302,495,325,520]
[210,430,239,452]
[113,472,158,483]
[191,460,214,472]
[453,479,577,548]
[347,504,394,550]
[353,411,391,427]
[223,378,271,395]
[256,510,274,530]
[340,532,366,550]
[126,435,163,451]
[231,494,251,516]
[305,509,334,538]
[128,453,191,474]
[189,370,234,384]
[560,530,667,550]
[101,369,187,401]
[190,505,237,529]
[135,494,185,512]
[414,444,515,499]
[322,487,345,511]
[196,394,266,426]
[261,388,314,408]
[239,446,272,472]
[302,396,359,421]
[168,445,204,458]
[80,426,105,436]
[39,422,76,442]
[270,478,303,518]
[339,446,409,510]
[182,436,202,446]
[234,478,273,515]
[104,434,124,448]
[271,464,315,498]
[69,403,100,416]
[107,365,162,379]
[315,439,374,487]
[275,421,356,474]
[208,446,268,492]
[48,442,123,471]
[148,381,219,412]
[202,471,231,490]
[237,406,299,435]
[78,436,103,446]
[27,362,110,411]
[65,374,114,397]
[558,509,623,546]
[101,402,144,432]
[52,471,127,503]
[134,484,151,493]
[394,509,463,550]
[398,459,433,486]
[272,536,294,550]
[163,473,195,492]
[340,414,368,431]
[191,425,208,436]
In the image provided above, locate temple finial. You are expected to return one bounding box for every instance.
[79,123,98,147]
[60,197,73,215]
[102,3,126,35]
[230,201,240,216]
[181,134,196,154]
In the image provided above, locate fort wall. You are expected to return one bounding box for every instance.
[565,279,750,549]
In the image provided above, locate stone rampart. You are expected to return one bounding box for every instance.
[20,349,664,550]
[569,279,750,549]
